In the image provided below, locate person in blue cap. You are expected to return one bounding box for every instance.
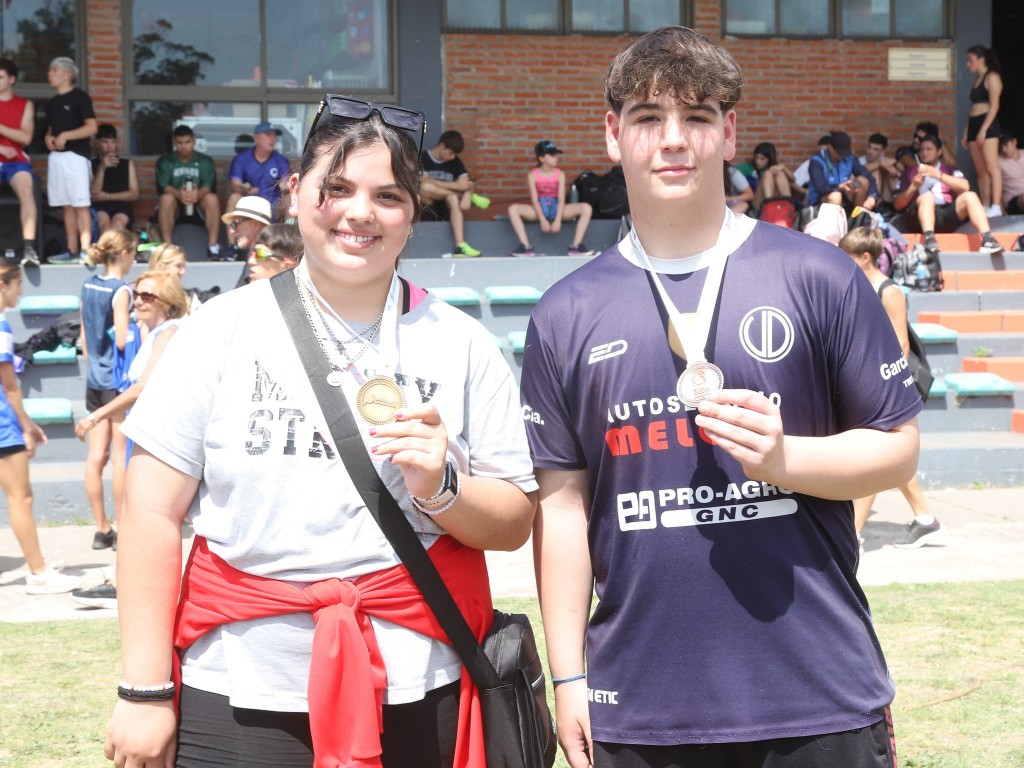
[225,121,291,256]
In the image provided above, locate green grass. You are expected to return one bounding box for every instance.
[1,583,1021,768]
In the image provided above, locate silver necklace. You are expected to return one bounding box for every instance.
[296,281,385,386]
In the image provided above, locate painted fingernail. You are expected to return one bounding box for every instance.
[370,446,378,454]
[368,429,377,436]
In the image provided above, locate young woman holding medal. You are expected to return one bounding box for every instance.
[522,26,922,768]
[105,97,537,768]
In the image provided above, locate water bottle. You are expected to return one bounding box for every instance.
[183,178,195,216]
[4,248,13,260]
[914,259,929,288]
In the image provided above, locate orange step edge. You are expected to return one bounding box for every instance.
[961,357,1024,382]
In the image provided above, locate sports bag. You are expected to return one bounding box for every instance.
[271,273,556,768]
[891,243,943,292]
[758,196,798,228]
[877,279,934,401]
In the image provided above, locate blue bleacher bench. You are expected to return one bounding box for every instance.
[23,397,74,425]
[427,286,481,306]
[19,295,80,314]
[507,331,527,353]
[484,286,544,305]
[912,323,959,344]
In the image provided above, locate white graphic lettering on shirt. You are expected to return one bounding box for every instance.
[589,689,619,705]
[522,404,545,425]
[616,483,796,532]
[739,306,795,363]
[588,340,628,364]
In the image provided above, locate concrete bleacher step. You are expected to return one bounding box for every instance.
[960,356,1024,381]
[941,271,1024,291]
[918,382,1015,432]
[1013,410,1024,433]
[933,250,1024,271]
[903,232,1019,253]
[917,430,1024,488]
[915,309,1024,334]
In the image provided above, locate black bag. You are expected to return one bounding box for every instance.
[14,311,81,362]
[572,170,603,210]
[270,273,557,768]
[596,166,629,218]
[877,279,935,402]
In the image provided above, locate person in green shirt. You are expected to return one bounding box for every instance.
[155,125,222,258]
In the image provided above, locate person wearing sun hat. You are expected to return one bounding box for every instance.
[218,195,272,261]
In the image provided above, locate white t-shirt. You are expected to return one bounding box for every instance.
[126,319,181,385]
[122,278,537,711]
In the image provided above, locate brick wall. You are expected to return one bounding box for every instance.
[443,0,957,210]
[33,0,960,225]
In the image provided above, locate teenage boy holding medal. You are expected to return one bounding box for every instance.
[520,26,922,768]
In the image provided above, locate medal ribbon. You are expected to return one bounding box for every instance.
[295,261,401,386]
[630,208,737,366]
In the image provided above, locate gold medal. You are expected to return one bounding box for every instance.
[676,361,724,408]
[356,376,405,425]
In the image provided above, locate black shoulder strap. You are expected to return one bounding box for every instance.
[876,278,897,299]
[268,271,500,690]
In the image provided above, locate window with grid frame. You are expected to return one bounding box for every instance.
[723,0,948,39]
[126,0,394,157]
[444,0,689,35]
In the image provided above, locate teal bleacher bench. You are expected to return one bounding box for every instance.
[912,323,959,344]
[943,372,1015,397]
[484,286,544,305]
[507,331,527,353]
[23,397,74,425]
[19,295,80,315]
[30,344,78,365]
[427,286,481,306]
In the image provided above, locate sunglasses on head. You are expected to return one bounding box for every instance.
[303,95,427,156]
[249,244,279,262]
[135,291,159,304]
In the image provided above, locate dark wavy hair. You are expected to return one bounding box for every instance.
[753,142,778,170]
[605,26,744,115]
[300,113,422,224]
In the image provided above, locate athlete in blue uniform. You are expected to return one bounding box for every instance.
[521,27,921,768]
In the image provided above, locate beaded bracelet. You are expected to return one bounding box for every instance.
[117,681,176,702]
[550,672,587,685]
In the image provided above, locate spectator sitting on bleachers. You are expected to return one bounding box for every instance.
[220,195,270,268]
[507,139,595,257]
[418,129,486,257]
[997,133,1024,216]
[155,124,221,259]
[244,222,301,283]
[91,123,139,236]
[750,141,802,212]
[892,134,1003,256]
[806,131,879,212]
[0,58,39,267]
[859,132,900,208]
[905,121,958,168]
[225,122,290,258]
[793,134,831,190]
[724,161,753,215]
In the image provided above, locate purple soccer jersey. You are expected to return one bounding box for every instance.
[521,221,922,745]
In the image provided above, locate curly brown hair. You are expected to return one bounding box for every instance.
[604,26,744,115]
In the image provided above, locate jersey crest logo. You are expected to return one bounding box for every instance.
[588,340,628,365]
[739,306,794,364]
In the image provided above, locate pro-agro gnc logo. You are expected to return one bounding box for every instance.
[739,306,795,363]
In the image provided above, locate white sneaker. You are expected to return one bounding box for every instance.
[25,566,81,595]
[985,205,1003,218]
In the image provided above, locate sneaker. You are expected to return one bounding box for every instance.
[923,234,940,255]
[470,193,491,210]
[893,518,943,549]
[47,251,83,265]
[980,236,1004,255]
[92,528,117,550]
[510,244,535,257]
[568,242,596,256]
[984,204,1003,218]
[25,566,81,595]
[453,241,481,258]
[208,243,222,260]
[70,581,118,609]
[21,244,40,267]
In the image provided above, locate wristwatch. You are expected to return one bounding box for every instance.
[411,461,460,515]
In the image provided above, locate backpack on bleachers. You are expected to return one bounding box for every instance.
[597,166,630,219]
[758,196,798,228]
[572,171,604,211]
[879,237,909,277]
[891,243,943,292]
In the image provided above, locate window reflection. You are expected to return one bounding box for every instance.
[0,0,76,83]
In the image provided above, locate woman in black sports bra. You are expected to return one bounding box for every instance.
[962,44,1003,213]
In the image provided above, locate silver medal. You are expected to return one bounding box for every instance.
[676,361,724,408]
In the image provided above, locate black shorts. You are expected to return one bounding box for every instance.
[94,201,135,228]
[933,202,964,233]
[967,113,1001,142]
[175,680,461,768]
[85,387,118,413]
[593,708,898,768]
[0,443,27,458]
[1006,196,1024,216]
